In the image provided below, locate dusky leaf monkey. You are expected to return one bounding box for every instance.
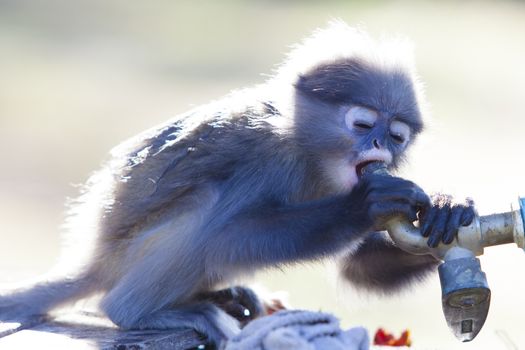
[0,21,475,347]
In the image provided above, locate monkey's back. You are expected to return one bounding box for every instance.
[76,93,309,286]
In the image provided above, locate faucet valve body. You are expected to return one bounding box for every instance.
[438,257,490,342]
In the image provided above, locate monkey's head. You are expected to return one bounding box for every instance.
[274,22,426,193]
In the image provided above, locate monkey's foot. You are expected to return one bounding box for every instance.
[197,286,264,326]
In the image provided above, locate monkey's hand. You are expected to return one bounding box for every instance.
[349,174,431,232]
[418,194,476,248]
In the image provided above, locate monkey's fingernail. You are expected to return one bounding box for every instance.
[427,236,439,248]
[443,234,454,244]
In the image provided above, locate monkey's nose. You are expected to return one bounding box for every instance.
[373,139,381,149]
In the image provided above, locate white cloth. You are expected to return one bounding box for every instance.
[224,309,369,350]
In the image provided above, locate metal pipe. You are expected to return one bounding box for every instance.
[383,209,524,260]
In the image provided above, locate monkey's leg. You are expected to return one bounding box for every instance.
[341,232,439,292]
[196,286,264,326]
[103,290,239,346]
[135,303,239,344]
[100,248,240,346]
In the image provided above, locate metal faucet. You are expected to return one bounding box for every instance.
[363,162,525,341]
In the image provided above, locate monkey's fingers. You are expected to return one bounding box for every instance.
[369,202,417,228]
[420,206,438,237]
[460,205,476,226]
[426,206,451,248]
[231,287,264,319]
[442,206,464,244]
[219,301,253,324]
[366,175,419,192]
[368,189,430,210]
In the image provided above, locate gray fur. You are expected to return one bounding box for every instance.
[0,22,440,347]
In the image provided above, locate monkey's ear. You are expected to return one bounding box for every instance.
[294,59,367,104]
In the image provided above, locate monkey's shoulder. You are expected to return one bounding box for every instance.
[105,98,291,201]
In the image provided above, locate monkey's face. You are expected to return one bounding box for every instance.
[341,104,411,189]
[294,59,424,192]
[311,103,415,193]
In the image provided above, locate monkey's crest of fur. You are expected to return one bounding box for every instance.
[274,20,419,84]
[268,21,427,120]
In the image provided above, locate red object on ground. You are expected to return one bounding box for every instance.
[263,298,287,315]
[373,328,412,347]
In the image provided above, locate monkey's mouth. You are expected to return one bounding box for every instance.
[355,160,382,178]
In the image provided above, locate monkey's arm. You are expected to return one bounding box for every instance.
[206,196,369,268]
[340,232,438,292]
[205,175,429,269]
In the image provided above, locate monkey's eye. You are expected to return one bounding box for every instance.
[390,132,405,144]
[389,120,411,145]
[354,121,373,130]
[345,106,378,131]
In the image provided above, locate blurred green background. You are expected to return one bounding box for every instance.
[1,0,525,349]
